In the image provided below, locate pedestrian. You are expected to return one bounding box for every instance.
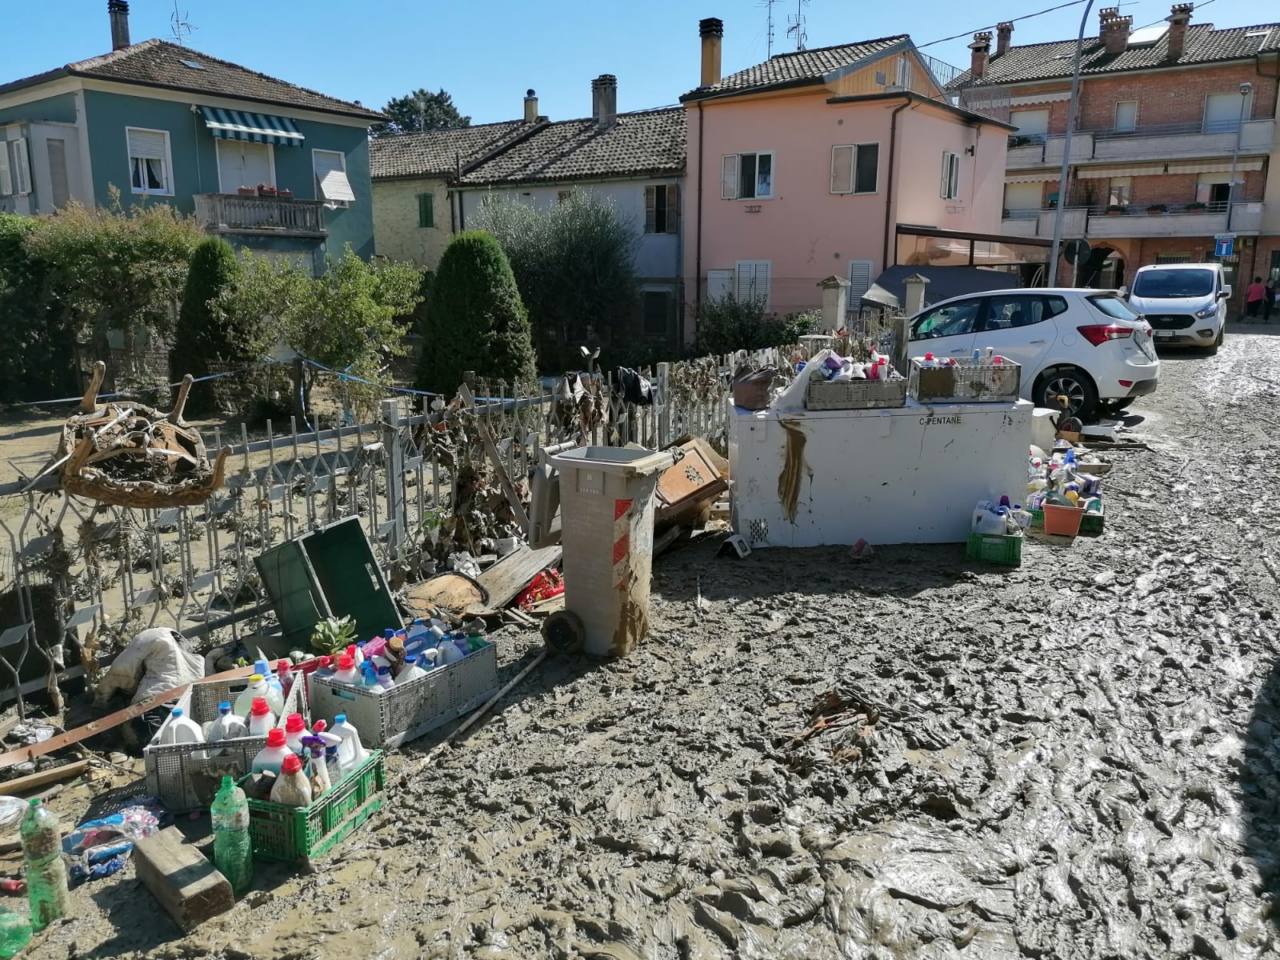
[1266,277,1277,323]
[1245,276,1266,321]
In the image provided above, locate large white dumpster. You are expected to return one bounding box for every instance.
[549,446,677,657]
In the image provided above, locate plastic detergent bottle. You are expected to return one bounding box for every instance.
[306,743,331,798]
[252,728,292,774]
[406,619,430,645]
[333,653,361,686]
[398,654,428,684]
[332,714,367,771]
[359,662,385,695]
[345,643,365,668]
[277,660,295,699]
[325,745,343,785]
[20,800,69,931]
[210,775,253,896]
[376,665,395,690]
[255,659,285,706]
[0,907,32,959]
[247,698,275,737]
[235,674,282,718]
[284,713,308,753]
[436,636,463,665]
[269,754,313,807]
[208,701,248,743]
[159,707,204,746]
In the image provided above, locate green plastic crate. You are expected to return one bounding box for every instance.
[1079,505,1105,536]
[966,532,1023,567]
[243,750,384,864]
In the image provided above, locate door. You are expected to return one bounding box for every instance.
[909,298,982,359]
[1203,91,1252,133]
[217,139,274,192]
[972,293,1068,377]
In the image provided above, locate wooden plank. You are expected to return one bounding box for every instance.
[467,544,562,616]
[458,384,531,535]
[133,827,234,932]
[0,760,89,796]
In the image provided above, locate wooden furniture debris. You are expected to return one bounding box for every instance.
[655,438,728,533]
[467,544,563,617]
[0,760,89,796]
[404,572,488,620]
[133,827,234,932]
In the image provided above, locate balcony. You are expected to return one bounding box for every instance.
[1006,133,1095,169]
[1089,119,1274,163]
[1000,207,1088,239]
[1001,203,1263,240]
[194,193,327,239]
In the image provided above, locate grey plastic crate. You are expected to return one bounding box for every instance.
[143,674,307,813]
[909,357,1021,403]
[307,643,499,749]
[806,378,908,410]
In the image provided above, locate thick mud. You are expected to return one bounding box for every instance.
[22,324,1280,958]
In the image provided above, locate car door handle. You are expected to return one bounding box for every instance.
[1029,339,1046,344]
[948,349,968,354]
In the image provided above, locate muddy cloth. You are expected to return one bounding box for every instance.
[613,367,654,406]
[95,627,204,705]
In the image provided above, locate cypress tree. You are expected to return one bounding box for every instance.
[172,237,241,416]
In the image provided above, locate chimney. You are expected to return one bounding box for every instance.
[996,21,1014,57]
[699,17,724,87]
[523,88,539,123]
[108,0,130,51]
[1166,3,1193,61]
[969,32,992,80]
[1099,8,1133,56]
[591,74,617,129]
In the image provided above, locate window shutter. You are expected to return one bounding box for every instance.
[951,156,960,199]
[667,184,680,234]
[707,269,733,301]
[940,152,950,198]
[755,261,771,307]
[418,192,434,228]
[848,260,873,302]
[0,144,11,197]
[127,129,167,161]
[830,145,853,194]
[645,185,657,232]
[721,155,738,199]
[13,138,31,196]
[734,263,753,302]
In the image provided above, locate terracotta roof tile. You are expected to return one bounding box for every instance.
[682,36,909,100]
[371,121,535,179]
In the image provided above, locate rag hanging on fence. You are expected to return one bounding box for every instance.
[612,367,655,406]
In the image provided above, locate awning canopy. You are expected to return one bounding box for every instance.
[1005,172,1057,184]
[199,106,304,147]
[1166,159,1263,175]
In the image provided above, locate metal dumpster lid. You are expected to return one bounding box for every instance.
[549,446,676,477]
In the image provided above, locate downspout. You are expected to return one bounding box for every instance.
[694,101,705,324]
[882,97,912,272]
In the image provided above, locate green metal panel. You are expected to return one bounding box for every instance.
[255,538,329,648]
[0,93,78,127]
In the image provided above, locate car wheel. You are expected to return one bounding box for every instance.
[1036,367,1099,421]
[1205,325,1223,356]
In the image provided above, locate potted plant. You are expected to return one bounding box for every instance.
[237,186,256,197]
[257,184,278,197]
[1106,204,1126,215]
[1145,203,1168,214]
[1186,200,1207,211]
[276,187,293,200]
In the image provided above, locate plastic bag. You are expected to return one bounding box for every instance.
[61,799,166,885]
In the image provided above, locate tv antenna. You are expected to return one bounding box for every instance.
[169,1,196,45]
[786,0,810,51]
[763,0,778,57]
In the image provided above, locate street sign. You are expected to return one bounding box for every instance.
[1214,233,1236,258]
[1064,239,1091,265]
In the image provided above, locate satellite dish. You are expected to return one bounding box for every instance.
[1064,239,1092,266]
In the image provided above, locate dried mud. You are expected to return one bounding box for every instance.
[22,326,1280,959]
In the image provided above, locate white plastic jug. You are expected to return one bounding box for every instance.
[251,729,292,774]
[234,674,283,718]
[207,702,248,743]
[332,714,367,772]
[397,655,428,685]
[160,707,204,746]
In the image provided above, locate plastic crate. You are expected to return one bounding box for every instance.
[909,357,1021,403]
[1079,504,1105,536]
[806,378,908,410]
[143,673,307,813]
[244,750,384,865]
[307,642,499,749]
[965,532,1023,567]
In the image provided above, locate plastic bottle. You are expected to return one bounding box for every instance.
[325,745,343,785]
[406,619,430,645]
[345,643,365,669]
[359,662,385,695]
[397,654,428,685]
[0,908,32,959]
[210,775,253,896]
[277,660,295,699]
[306,743,331,798]
[247,698,275,737]
[376,665,395,690]
[436,635,463,665]
[332,714,367,772]
[20,800,69,931]
[332,653,361,686]
[159,707,204,746]
[234,674,282,718]
[284,713,308,754]
[251,728,292,774]
[269,754,313,807]
[207,701,249,743]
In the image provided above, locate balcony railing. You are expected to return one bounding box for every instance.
[1007,119,1273,166]
[1002,202,1264,240]
[194,193,327,239]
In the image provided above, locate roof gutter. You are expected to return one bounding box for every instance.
[883,97,913,272]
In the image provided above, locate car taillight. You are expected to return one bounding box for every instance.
[1077,324,1134,346]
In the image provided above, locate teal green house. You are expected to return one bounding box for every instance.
[0,2,381,273]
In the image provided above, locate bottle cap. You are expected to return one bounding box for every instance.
[254,658,269,674]
[172,707,184,719]
[281,754,303,774]
[285,713,306,733]
[218,701,231,714]
[249,673,265,684]
[335,713,347,724]
[337,654,355,671]
[384,629,395,639]
[266,728,286,747]
[318,656,331,668]
[377,665,390,676]
[405,654,418,665]
[278,659,291,672]
[346,644,358,658]
[313,719,327,733]
[250,697,271,717]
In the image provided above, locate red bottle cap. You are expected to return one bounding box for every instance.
[250,697,271,717]
[277,659,291,673]
[318,656,331,668]
[285,713,306,733]
[266,728,286,747]
[281,753,303,774]
[337,654,355,671]
[313,720,327,733]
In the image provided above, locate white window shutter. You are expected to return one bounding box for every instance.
[848,260,873,301]
[0,144,11,197]
[127,129,167,160]
[940,153,950,198]
[720,155,738,199]
[756,261,771,308]
[13,138,31,196]
[707,269,732,301]
[830,145,853,194]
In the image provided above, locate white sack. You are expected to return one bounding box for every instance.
[96,627,205,705]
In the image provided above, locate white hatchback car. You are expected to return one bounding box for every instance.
[908,288,1159,419]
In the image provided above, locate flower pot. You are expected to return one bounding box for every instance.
[1042,503,1085,537]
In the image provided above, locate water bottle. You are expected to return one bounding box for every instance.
[0,908,32,959]
[210,775,253,896]
[20,800,69,931]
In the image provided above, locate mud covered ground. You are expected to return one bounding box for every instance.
[24,323,1280,959]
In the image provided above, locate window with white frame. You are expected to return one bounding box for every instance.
[734,260,771,307]
[1107,176,1132,208]
[1114,100,1138,132]
[312,149,355,208]
[721,152,773,199]
[126,127,172,195]
[940,151,961,200]
[830,143,879,195]
[13,137,33,196]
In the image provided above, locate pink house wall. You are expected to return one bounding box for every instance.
[683,90,1008,332]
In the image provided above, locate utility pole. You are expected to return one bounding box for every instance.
[1047,0,1095,287]
[1225,81,1252,231]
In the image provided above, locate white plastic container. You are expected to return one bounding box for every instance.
[284,714,308,754]
[332,714,367,773]
[247,698,276,737]
[234,674,282,718]
[397,655,427,685]
[159,708,204,746]
[251,728,292,774]
[206,702,248,743]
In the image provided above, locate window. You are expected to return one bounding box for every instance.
[1107,176,1131,208]
[642,290,673,335]
[1003,182,1042,212]
[980,295,1068,331]
[126,127,172,196]
[46,139,69,209]
[911,299,982,338]
[216,139,273,193]
[557,190,572,204]
[830,143,878,194]
[1203,90,1253,133]
[896,57,913,90]
[1088,295,1142,322]
[645,184,680,234]
[940,151,961,200]
[1009,109,1049,139]
[312,149,355,208]
[1114,100,1138,132]
[734,260,771,307]
[417,192,434,228]
[721,152,773,199]
[1132,268,1215,298]
[0,143,12,196]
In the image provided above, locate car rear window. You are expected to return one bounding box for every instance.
[1132,268,1214,298]
[1089,295,1141,322]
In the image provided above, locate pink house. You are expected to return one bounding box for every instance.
[681,18,1015,336]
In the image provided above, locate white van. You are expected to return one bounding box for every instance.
[1127,262,1230,354]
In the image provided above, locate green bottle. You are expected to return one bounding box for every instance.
[19,799,69,931]
[0,908,32,959]
[210,776,253,896]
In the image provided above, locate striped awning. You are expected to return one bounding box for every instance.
[1005,172,1058,184]
[1166,159,1263,175]
[1077,163,1166,180]
[198,107,304,147]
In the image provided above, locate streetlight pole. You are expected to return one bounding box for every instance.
[1225,81,1252,232]
[1047,0,1095,287]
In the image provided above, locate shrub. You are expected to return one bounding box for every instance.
[416,231,537,396]
[694,297,817,355]
[172,237,242,415]
[0,214,78,404]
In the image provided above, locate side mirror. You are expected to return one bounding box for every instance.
[1219,287,1232,300]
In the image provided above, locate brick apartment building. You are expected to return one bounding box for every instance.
[951,6,1280,310]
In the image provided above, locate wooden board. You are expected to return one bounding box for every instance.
[404,573,487,619]
[467,544,562,616]
[133,827,234,932]
[0,760,89,796]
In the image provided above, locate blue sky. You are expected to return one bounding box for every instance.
[5,0,1269,123]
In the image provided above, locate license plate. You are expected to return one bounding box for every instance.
[1155,331,1175,340]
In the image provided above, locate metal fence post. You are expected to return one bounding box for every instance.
[381,397,406,558]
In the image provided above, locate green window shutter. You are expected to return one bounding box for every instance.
[418,192,434,228]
